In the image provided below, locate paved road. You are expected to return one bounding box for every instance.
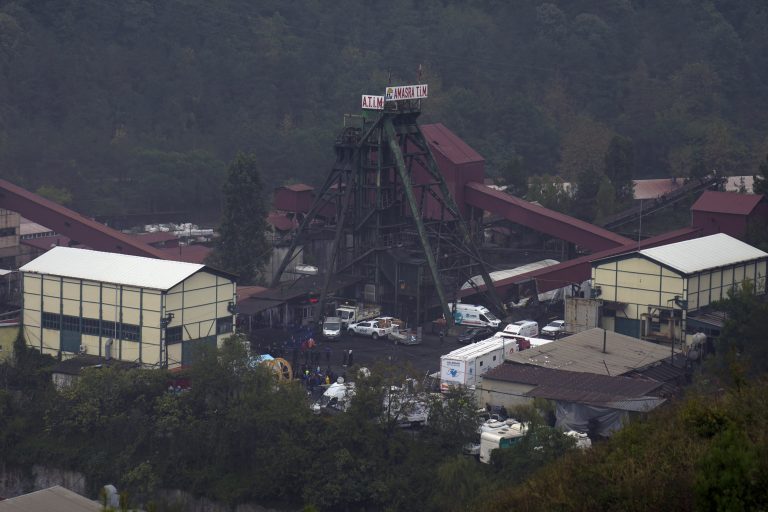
[248,324,464,381]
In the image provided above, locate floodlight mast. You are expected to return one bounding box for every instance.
[271,85,504,329]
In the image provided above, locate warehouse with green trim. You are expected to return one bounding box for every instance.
[20,247,237,368]
[591,233,767,344]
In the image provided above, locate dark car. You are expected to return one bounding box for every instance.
[457,327,495,344]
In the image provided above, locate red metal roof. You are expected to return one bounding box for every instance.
[421,123,484,165]
[0,179,169,259]
[484,362,662,403]
[267,212,296,231]
[282,183,314,192]
[692,190,764,215]
[237,285,269,302]
[632,178,685,200]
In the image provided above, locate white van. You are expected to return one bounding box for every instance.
[503,320,539,337]
[447,303,501,328]
[321,316,343,340]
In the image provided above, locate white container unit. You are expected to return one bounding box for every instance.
[440,337,519,392]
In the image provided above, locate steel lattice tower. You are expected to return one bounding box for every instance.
[271,97,502,327]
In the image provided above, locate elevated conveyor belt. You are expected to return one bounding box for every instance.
[0,179,168,259]
[464,182,633,252]
[458,226,701,298]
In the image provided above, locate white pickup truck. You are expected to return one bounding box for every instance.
[347,319,389,340]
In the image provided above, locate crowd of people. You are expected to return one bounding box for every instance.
[250,325,356,386]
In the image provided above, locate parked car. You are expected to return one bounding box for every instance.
[503,320,539,337]
[348,320,388,340]
[457,326,495,344]
[541,320,566,338]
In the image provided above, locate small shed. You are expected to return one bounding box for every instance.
[692,191,768,238]
[480,362,666,436]
[273,183,314,214]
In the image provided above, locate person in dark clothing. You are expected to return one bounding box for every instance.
[291,348,299,377]
[347,349,354,367]
[342,349,348,367]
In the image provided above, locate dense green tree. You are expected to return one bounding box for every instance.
[35,185,72,205]
[694,425,768,511]
[594,176,617,223]
[429,455,488,512]
[206,153,270,284]
[0,0,764,220]
[526,174,571,213]
[497,155,528,197]
[423,386,481,451]
[711,280,768,379]
[573,166,603,221]
[604,135,635,201]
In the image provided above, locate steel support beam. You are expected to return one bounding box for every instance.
[408,129,506,317]
[384,118,454,328]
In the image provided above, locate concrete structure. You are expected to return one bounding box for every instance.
[691,191,768,239]
[21,247,236,368]
[591,234,767,343]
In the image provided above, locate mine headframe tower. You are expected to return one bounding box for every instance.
[271,94,503,328]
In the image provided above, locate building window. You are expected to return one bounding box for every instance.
[42,312,60,330]
[121,323,141,342]
[166,326,183,344]
[216,316,233,335]
[101,320,116,338]
[61,315,80,331]
[82,318,100,336]
[0,227,15,237]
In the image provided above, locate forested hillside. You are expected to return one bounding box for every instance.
[1,0,767,219]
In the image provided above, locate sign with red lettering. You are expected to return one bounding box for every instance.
[361,95,385,110]
[384,84,428,101]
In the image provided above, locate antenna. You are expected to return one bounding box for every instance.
[637,199,643,249]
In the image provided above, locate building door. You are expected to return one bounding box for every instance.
[181,336,217,366]
[61,329,81,353]
[615,317,641,339]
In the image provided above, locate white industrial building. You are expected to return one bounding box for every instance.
[590,233,767,344]
[21,247,237,368]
